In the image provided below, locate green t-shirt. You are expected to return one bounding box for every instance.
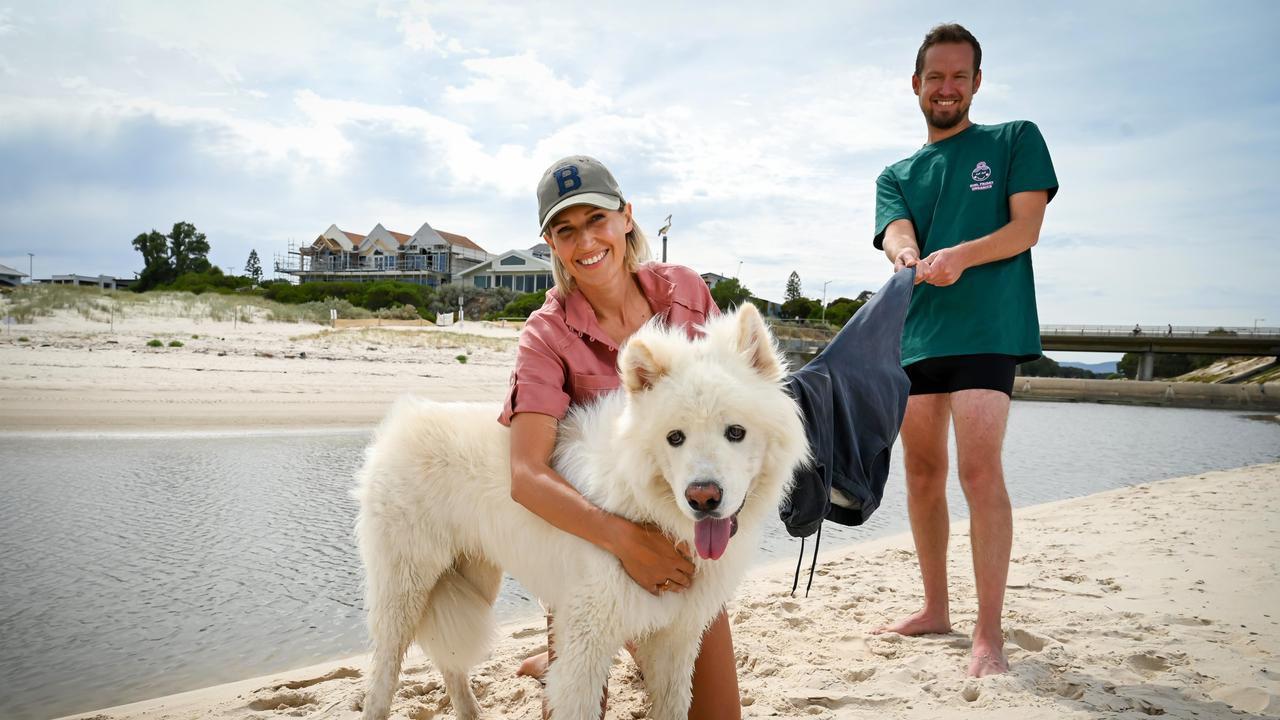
[874,121,1058,366]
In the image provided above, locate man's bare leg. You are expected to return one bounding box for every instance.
[874,393,954,636]
[951,389,1013,677]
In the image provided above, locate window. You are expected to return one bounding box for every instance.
[500,255,526,266]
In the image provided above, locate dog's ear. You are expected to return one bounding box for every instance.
[620,337,670,393]
[734,303,785,382]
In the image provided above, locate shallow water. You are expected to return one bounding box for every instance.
[1,403,1277,719]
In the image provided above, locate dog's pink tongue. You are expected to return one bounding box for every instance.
[694,517,733,560]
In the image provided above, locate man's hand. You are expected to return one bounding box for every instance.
[920,246,969,287]
[893,248,929,285]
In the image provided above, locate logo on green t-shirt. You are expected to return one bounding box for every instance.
[970,161,993,190]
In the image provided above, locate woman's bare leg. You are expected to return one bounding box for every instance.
[688,610,740,720]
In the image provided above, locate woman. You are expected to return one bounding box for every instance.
[498,155,740,719]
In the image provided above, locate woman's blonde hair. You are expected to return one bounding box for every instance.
[547,212,652,296]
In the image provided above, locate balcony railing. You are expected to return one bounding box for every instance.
[274,256,448,274]
[1040,324,1280,338]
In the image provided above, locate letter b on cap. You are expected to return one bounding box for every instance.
[554,165,581,196]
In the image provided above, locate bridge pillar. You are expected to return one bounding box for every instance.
[1138,351,1156,381]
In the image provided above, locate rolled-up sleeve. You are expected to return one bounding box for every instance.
[498,321,570,426]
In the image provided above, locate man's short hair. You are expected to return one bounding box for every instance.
[914,23,982,77]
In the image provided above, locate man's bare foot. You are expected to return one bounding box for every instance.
[967,637,1009,677]
[872,608,952,636]
[516,650,549,682]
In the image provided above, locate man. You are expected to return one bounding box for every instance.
[872,23,1058,677]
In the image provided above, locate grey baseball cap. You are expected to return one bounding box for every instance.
[537,155,625,233]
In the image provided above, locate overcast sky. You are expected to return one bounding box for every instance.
[1,1,1277,362]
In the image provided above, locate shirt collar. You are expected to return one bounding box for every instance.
[561,264,677,351]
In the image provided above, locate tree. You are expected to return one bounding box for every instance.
[130,221,213,292]
[823,297,866,327]
[710,277,753,311]
[244,249,262,283]
[784,271,802,303]
[168,222,211,276]
[781,296,812,319]
[132,229,172,291]
[1117,352,1221,380]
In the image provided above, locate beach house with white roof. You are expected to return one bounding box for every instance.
[0,264,26,288]
[457,244,554,293]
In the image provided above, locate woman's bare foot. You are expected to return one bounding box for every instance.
[968,635,1008,677]
[872,608,952,636]
[516,651,549,682]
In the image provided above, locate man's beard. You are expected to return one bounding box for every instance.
[923,100,969,130]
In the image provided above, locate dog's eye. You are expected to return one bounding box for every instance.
[725,425,746,442]
[666,430,685,447]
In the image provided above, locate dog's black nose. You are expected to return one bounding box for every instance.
[685,481,722,514]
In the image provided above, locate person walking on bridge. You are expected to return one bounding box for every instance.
[871,23,1058,677]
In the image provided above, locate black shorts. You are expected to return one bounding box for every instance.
[904,354,1018,397]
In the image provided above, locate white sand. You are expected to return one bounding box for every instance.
[0,311,519,432]
[55,463,1280,720]
[10,310,1279,719]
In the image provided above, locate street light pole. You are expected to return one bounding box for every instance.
[820,280,832,325]
[27,253,33,285]
[1256,318,1266,332]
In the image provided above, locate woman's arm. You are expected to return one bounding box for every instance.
[510,411,694,595]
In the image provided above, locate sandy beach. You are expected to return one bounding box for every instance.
[0,310,519,433]
[5,307,1279,719]
[49,463,1280,720]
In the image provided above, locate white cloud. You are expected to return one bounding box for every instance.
[0,1,1276,330]
[378,0,468,55]
[444,53,612,122]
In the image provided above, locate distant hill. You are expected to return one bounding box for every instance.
[1057,360,1118,374]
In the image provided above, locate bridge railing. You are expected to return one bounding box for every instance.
[1040,324,1280,338]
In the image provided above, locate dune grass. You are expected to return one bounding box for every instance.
[0,285,372,325]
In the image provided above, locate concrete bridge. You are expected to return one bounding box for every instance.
[1041,325,1280,380]
[777,323,1280,381]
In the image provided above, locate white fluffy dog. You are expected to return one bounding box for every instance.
[354,304,807,720]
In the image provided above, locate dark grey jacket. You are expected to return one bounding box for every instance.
[780,268,914,539]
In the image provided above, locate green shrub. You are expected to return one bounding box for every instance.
[500,290,547,319]
[168,340,184,347]
[158,269,255,295]
[17,336,28,342]
[147,339,163,347]
[455,354,468,364]
[374,304,422,320]
[191,334,199,339]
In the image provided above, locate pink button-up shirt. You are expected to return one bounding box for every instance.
[498,263,719,425]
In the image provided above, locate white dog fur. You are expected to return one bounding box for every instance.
[354,303,808,720]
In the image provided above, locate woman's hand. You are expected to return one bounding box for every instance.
[609,520,695,596]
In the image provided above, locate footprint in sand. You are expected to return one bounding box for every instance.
[1054,680,1086,700]
[845,667,876,682]
[398,680,443,698]
[1210,685,1280,715]
[265,666,361,691]
[1007,628,1048,652]
[1126,651,1171,673]
[246,690,318,711]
